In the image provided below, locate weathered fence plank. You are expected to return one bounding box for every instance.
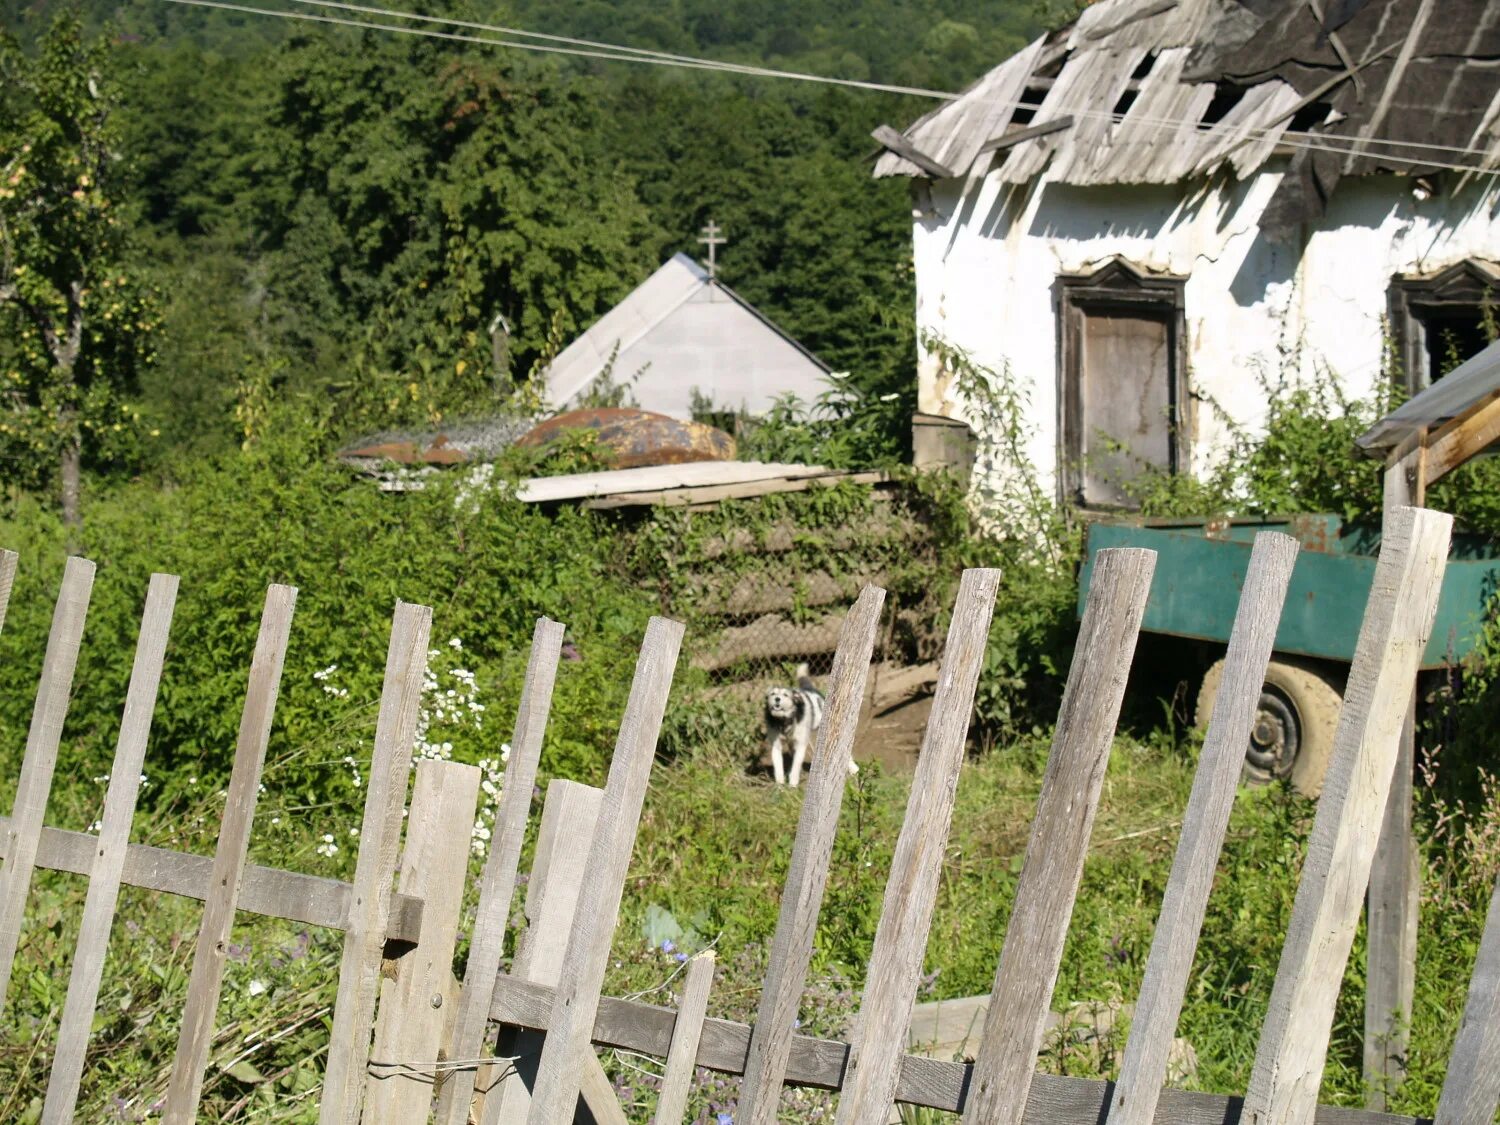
[163,583,297,1124]
[1434,873,1500,1125]
[525,615,684,1123]
[962,547,1157,1125]
[438,617,565,1125]
[0,818,422,941]
[834,569,1000,1125]
[738,586,886,1122]
[1245,505,1451,1125]
[653,951,717,1125]
[44,573,180,1125]
[321,599,433,1125]
[0,555,96,1015]
[482,779,617,1125]
[365,759,481,1124]
[1108,533,1299,1125]
[0,548,17,638]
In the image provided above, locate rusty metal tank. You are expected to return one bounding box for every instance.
[515,408,736,469]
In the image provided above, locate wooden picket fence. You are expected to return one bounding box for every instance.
[2,505,1500,1123]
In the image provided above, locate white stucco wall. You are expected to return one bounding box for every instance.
[912,166,1500,502]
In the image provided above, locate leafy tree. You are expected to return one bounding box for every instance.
[0,13,159,524]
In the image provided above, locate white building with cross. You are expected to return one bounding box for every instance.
[877,0,1500,509]
[540,243,834,421]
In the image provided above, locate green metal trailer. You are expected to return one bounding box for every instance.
[1078,514,1500,794]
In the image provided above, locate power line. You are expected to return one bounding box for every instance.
[156,0,1499,175]
[158,0,959,100]
[279,0,1499,166]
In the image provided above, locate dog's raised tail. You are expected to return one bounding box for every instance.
[795,662,816,691]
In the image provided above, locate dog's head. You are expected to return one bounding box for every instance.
[765,686,798,723]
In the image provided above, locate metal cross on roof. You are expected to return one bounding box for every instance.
[698,220,726,280]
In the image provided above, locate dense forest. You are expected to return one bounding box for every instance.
[2,0,1064,503]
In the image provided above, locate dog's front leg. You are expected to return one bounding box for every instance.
[788,725,809,787]
[769,733,786,784]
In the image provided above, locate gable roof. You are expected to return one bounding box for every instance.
[542,253,831,418]
[875,0,1500,225]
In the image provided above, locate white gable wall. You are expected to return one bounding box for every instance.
[914,167,1500,502]
[606,287,832,419]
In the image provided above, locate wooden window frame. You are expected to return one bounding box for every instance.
[1388,260,1500,393]
[1056,259,1189,509]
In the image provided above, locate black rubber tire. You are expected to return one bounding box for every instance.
[1195,656,1344,798]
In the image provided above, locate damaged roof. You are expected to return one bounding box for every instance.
[875,0,1500,224]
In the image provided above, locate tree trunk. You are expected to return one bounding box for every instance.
[59,424,81,531]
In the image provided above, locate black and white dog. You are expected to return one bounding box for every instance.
[763,664,858,786]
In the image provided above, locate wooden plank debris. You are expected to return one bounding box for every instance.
[44,573,179,1125]
[1108,534,1299,1125]
[871,125,955,179]
[163,584,297,1124]
[962,548,1156,1125]
[737,587,886,1123]
[0,556,96,1015]
[835,570,1000,1124]
[1245,506,1452,1125]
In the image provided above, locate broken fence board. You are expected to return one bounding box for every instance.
[737,587,886,1124]
[44,573,179,1125]
[0,818,422,943]
[0,555,96,1016]
[1434,872,1500,1125]
[1108,533,1299,1125]
[1245,506,1451,1125]
[963,547,1156,1125]
[365,759,481,1124]
[525,616,684,1123]
[438,617,565,1125]
[321,599,432,1125]
[653,951,717,1125]
[163,583,297,1124]
[835,569,1000,1125]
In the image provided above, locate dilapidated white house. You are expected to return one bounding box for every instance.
[875,0,1500,508]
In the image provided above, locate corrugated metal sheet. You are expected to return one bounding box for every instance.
[874,0,1500,216]
[1358,339,1500,455]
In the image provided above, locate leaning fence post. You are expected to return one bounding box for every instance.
[321,600,433,1125]
[363,758,481,1124]
[438,617,566,1125]
[653,950,717,1125]
[1107,532,1299,1125]
[834,571,998,1125]
[738,587,886,1123]
[0,556,95,1017]
[1245,505,1451,1125]
[43,573,180,1125]
[163,583,297,1123]
[962,547,1156,1125]
[1434,871,1500,1125]
[0,548,18,639]
[524,616,684,1124]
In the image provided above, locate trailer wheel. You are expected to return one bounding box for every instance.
[1195,657,1344,798]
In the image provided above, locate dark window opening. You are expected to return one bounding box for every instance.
[1389,263,1500,392]
[1058,263,1189,510]
[1200,83,1247,127]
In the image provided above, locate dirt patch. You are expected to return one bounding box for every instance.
[853,694,932,773]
